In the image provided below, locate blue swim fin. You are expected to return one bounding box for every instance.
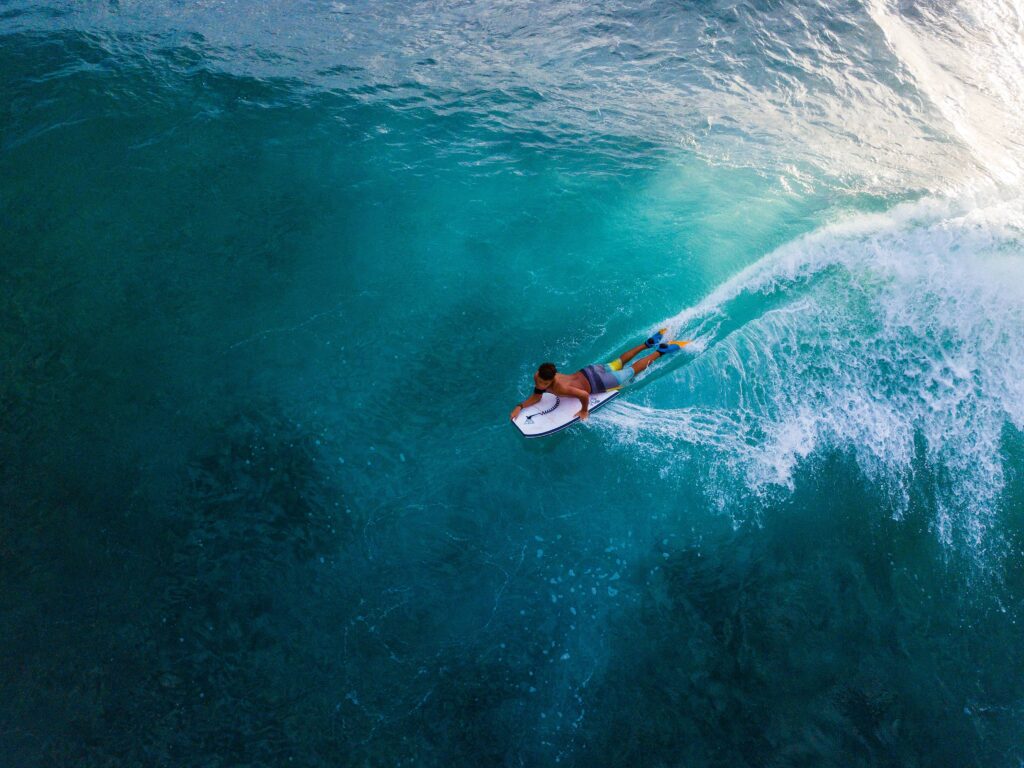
[645,328,668,348]
[656,340,690,355]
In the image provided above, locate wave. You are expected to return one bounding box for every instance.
[867,0,1024,186]
[8,0,1022,193]
[594,0,1024,554]
[601,190,1024,552]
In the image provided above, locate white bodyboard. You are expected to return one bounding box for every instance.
[512,389,620,438]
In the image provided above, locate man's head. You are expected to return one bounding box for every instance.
[535,362,557,389]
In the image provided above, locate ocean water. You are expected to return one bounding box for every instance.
[3,0,1024,765]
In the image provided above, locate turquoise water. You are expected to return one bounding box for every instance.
[3,1,1024,765]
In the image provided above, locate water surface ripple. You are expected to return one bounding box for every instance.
[3,1,1024,766]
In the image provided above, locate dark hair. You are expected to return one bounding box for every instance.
[537,362,557,381]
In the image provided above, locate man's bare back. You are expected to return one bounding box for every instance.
[548,371,590,396]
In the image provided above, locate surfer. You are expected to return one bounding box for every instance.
[509,329,688,422]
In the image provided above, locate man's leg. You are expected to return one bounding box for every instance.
[612,343,649,368]
[628,350,663,376]
[608,328,667,370]
[606,348,664,389]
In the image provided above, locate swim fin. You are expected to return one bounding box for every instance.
[645,328,668,348]
[656,340,690,355]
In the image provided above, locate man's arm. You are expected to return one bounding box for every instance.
[563,386,590,419]
[510,393,542,421]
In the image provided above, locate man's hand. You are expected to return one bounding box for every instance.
[510,405,522,421]
[578,409,589,421]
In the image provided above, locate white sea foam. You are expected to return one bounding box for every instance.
[601,191,1024,551]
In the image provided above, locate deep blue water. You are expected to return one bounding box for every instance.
[3,1,1024,765]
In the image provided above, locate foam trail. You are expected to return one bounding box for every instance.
[604,191,1024,553]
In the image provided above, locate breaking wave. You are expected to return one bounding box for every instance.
[600,0,1024,555]
[602,190,1024,551]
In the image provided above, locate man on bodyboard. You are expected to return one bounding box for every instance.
[509,329,688,423]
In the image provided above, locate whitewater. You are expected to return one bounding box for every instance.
[593,0,1024,558]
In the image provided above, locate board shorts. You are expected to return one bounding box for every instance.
[580,361,634,394]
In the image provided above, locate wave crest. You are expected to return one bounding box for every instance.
[602,192,1024,551]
